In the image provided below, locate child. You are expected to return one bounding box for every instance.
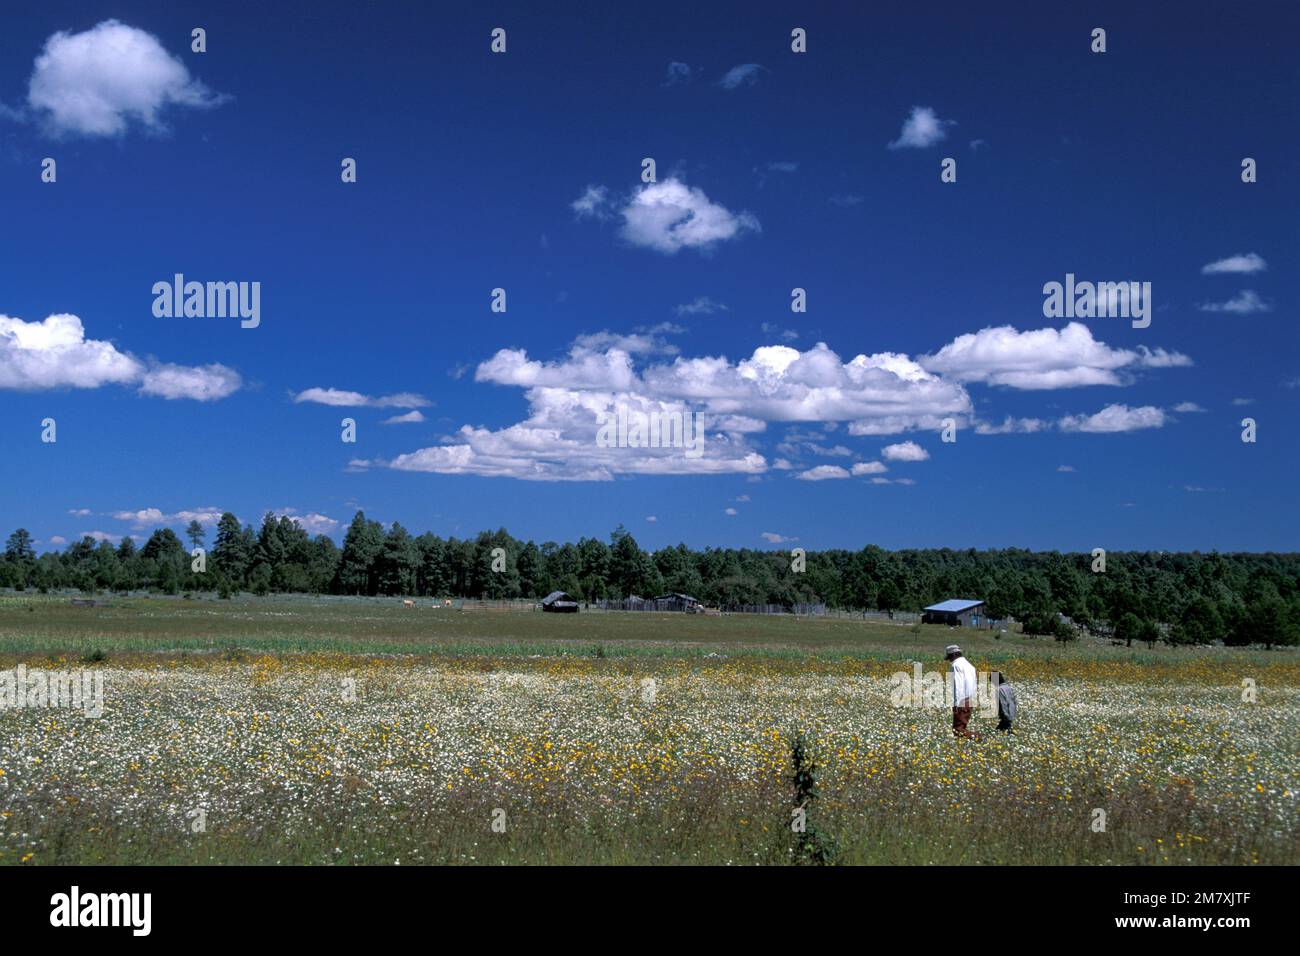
[994,671,1017,733]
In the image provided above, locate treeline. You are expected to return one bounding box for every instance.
[3,512,1299,648]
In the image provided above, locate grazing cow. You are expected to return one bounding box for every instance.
[402,600,415,608]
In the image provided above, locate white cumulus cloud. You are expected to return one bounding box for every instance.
[919,322,1190,389]
[1058,404,1166,433]
[881,441,929,462]
[619,178,760,254]
[0,313,141,389]
[575,178,759,255]
[140,362,241,401]
[26,19,227,137]
[0,312,239,400]
[1201,253,1267,275]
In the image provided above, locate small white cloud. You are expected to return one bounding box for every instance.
[79,530,121,543]
[279,512,339,535]
[1231,397,1254,406]
[1201,252,1267,275]
[881,441,929,462]
[718,64,764,90]
[887,106,955,149]
[674,296,729,316]
[571,184,613,219]
[804,443,853,457]
[27,19,227,138]
[111,506,223,528]
[140,362,242,401]
[1059,404,1166,433]
[724,507,738,515]
[974,416,1049,435]
[293,387,430,409]
[174,508,222,524]
[761,531,796,544]
[1172,401,1206,413]
[572,330,678,355]
[795,465,851,481]
[645,515,658,523]
[851,461,887,475]
[1057,465,1076,473]
[760,322,799,341]
[1197,290,1272,314]
[829,194,864,207]
[114,507,159,524]
[577,179,758,254]
[382,410,426,425]
[662,62,693,87]
[638,321,686,336]
[619,178,760,254]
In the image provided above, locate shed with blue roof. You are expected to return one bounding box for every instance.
[922,599,987,627]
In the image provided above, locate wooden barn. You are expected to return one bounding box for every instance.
[922,599,988,627]
[541,591,579,613]
[653,593,702,613]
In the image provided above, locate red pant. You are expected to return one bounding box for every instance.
[952,703,978,738]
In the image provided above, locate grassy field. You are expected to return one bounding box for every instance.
[1,594,1296,865]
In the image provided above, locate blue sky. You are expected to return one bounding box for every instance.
[1,0,1297,553]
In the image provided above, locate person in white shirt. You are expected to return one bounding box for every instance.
[946,644,980,739]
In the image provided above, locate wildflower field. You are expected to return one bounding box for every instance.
[1,595,1296,865]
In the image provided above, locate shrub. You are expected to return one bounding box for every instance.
[789,732,838,865]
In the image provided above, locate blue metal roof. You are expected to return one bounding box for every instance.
[924,599,985,613]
